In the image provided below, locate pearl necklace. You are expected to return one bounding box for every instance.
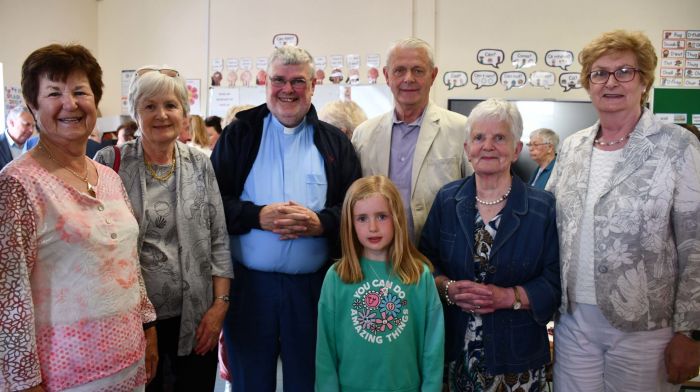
[593,133,631,146]
[39,141,96,197]
[475,186,512,206]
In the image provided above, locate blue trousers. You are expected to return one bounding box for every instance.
[223,263,325,392]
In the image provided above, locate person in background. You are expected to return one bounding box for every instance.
[205,115,223,149]
[1,105,36,170]
[0,43,157,392]
[547,30,700,391]
[211,45,361,391]
[420,98,560,391]
[86,125,103,157]
[315,175,444,391]
[188,114,212,156]
[117,120,138,147]
[526,127,558,189]
[223,104,255,127]
[318,100,368,139]
[95,65,234,392]
[352,37,472,242]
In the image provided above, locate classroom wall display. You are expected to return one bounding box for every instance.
[120,70,135,116]
[652,87,700,124]
[186,79,201,115]
[661,30,700,87]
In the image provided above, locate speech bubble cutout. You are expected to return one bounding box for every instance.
[272,34,299,48]
[511,51,537,69]
[477,49,505,69]
[471,71,497,89]
[545,50,574,70]
[500,71,527,90]
[559,72,582,92]
[443,71,468,90]
[530,71,556,89]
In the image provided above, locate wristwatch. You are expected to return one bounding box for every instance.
[679,330,700,341]
[512,287,522,310]
[215,295,230,303]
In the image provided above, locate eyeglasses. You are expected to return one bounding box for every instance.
[526,142,551,148]
[135,67,180,78]
[269,76,309,90]
[588,67,641,84]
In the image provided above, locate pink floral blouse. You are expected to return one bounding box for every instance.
[0,154,156,392]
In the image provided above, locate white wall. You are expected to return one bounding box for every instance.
[1,0,699,117]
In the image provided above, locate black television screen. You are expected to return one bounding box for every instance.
[448,99,600,182]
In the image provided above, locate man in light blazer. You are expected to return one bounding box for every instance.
[352,37,472,241]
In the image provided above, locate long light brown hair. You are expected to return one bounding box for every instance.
[335,175,432,284]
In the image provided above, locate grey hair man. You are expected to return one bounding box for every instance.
[211,45,361,391]
[526,128,559,189]
[1,105,36,170]
[352,37,472,242]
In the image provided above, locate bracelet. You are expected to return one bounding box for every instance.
[444,280,456,306]
[215,295,230,303]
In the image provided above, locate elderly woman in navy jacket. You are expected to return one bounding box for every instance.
[419,98,560,392]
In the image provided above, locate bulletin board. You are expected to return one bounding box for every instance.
[652,88,700,124]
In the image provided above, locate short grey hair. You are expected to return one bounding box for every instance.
[128,66,190,122]
[530,128,559,150]
[466,98,523,147]
[267,46,314,79]
[6,105,32,125]
[386,37,435,69]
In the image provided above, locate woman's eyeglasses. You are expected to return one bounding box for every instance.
[588,67,641,84]
[135,68,180,78]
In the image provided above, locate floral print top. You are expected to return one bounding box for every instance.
[547,108,700,332]
[0,154,156,391]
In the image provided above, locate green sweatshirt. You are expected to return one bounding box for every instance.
[315,257,444,392]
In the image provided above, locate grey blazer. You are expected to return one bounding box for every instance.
[95,138,234,354]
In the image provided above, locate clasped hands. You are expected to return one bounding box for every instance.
[260,201,323,239]
[446,279,513,314]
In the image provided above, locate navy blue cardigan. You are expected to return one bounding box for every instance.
[419,174,561,374]
[210,103,362,260]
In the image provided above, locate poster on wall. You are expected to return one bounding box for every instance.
[661,30,700,87]
[4,86,22,114]
[443,71,468,90]
[186,79,201,115]
[121,70,135,116]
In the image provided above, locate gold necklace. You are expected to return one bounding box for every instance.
[143,150,176,181]
[39,141,96,197]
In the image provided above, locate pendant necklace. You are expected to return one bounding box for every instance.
[39,141,96,197]
[367,261,391,297]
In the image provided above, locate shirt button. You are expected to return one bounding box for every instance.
[598,265,608,273]
[97,205,104,211]
[111,233,117,239]
[105,219,112,225]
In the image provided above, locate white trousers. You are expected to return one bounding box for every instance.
[553,303,678,392]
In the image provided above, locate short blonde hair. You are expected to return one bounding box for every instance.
[318,100,368,137]
[223,104,255,127]
[336,176,431,285]
[579,30,657,105]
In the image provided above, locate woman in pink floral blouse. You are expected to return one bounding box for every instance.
[0,44,157,392]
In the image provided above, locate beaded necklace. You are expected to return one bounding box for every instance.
[475,186,512,206]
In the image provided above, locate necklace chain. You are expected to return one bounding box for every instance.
[39,141,96,197]
[594,133,631,146]
[476,186,512,206]
[366,261,391,297]
[144,150,176,181]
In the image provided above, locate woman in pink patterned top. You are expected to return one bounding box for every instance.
[0,44,157,392]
